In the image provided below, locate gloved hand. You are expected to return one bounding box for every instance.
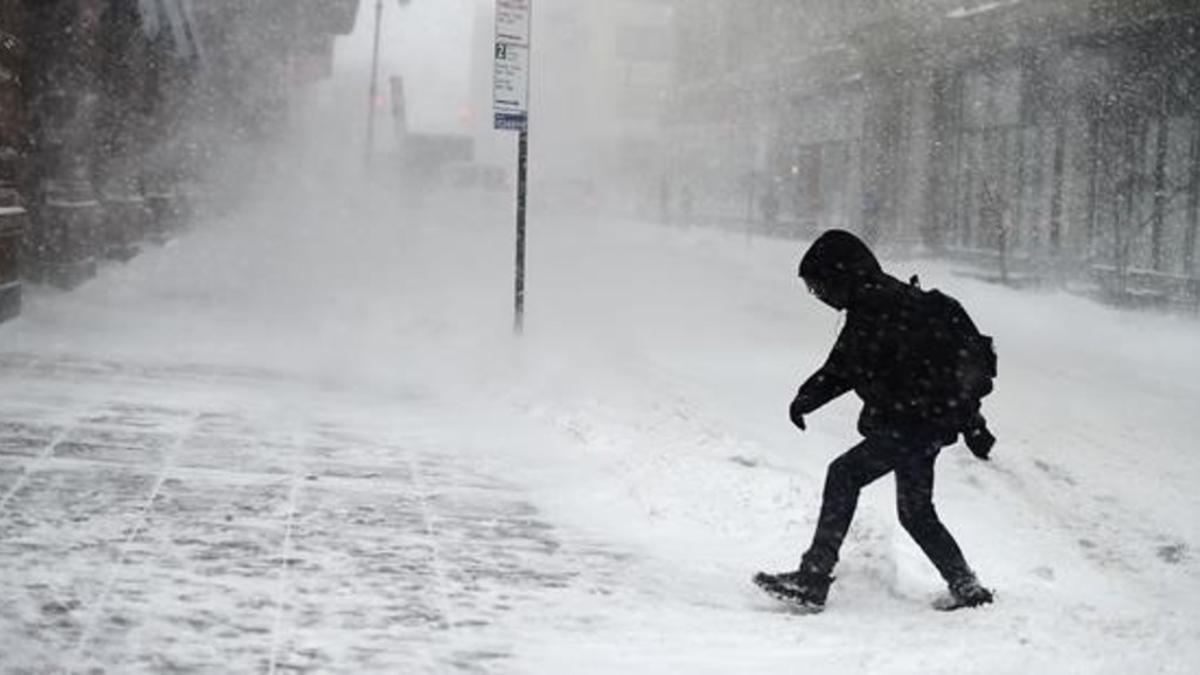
[964,425,995,460]
[789,397,807,431]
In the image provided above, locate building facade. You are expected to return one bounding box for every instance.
[667,0,1200,305]
[0,0,26,320]
[0,0,361,324]
[575,0,674,208]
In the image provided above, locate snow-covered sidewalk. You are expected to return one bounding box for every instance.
[1,180,1198,673]
[0,353,636,672]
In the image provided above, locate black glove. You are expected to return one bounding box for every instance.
[964,425,995,460]
[789,397,807,431]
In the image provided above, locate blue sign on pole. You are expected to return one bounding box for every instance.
[494,112,527,131]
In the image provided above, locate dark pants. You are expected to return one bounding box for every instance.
[799,435,973,585]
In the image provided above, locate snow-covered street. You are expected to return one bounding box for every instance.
[2,176,1198,673]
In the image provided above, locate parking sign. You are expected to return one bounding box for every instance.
[493,0,531,130]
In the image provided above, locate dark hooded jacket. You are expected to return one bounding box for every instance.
[794,230,987,444]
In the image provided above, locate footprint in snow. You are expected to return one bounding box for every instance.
[1156,542,1188,565]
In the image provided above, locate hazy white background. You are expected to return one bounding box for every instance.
[335,0,475,135]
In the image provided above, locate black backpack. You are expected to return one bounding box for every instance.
[905,277,997,424]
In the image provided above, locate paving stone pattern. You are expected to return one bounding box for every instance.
[0,355,629,673]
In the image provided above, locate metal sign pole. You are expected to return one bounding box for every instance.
[514,127,529,333]
[365,0,384,165]
[493,0,532,335]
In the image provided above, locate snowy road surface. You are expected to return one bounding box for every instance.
[1,183,1198,673]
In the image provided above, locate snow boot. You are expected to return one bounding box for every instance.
[753,570,833,611]
[935,575,994,611]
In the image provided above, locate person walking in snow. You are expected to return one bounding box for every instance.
[755,229,997,612]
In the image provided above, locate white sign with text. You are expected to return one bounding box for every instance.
[493,0,530,130]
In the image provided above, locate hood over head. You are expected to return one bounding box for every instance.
[798,229,882,309]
